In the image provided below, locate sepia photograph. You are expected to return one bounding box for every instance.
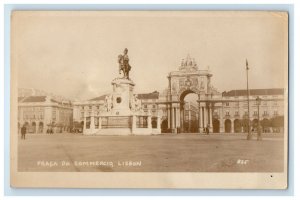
[10,11,288,188]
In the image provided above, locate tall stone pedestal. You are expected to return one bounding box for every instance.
[110,78,135,116]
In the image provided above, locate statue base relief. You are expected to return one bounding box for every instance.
[106,77,135,116]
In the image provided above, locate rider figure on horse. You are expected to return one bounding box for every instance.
[118,48,131,79]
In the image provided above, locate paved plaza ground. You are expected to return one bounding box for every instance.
[18,133,284,172]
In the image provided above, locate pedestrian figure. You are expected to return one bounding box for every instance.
[21,125,26,140]
[206,124,210,135]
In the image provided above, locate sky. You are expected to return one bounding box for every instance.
[13,11,288,101]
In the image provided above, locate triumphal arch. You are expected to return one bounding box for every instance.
[165,55,214,133]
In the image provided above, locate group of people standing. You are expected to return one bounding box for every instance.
[20,125,54,140]
[204,124,210,135]
[46,128,54,134]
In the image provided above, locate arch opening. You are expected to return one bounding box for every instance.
[261,118,271,133]
[38,122,44,133]
[179,89,198,102]
[225,119,231,133]
[161,119,168,133]
[234,119,242,133]
[252,119,259,131]
[213,119,220,133]
[241,119,250,133]
[31,122,37,133]
[181,92,199,133]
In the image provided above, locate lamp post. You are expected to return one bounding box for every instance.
[256,96,262,141]
[246,59,251,140]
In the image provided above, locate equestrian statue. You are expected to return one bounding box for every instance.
[118,48,132,79]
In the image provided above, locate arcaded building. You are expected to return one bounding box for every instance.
[213,88,284,133]
[18,95,73,134]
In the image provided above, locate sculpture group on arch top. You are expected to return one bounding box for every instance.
[169,54,216,100]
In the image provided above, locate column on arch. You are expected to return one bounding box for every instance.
[180,102,184,133]
[188,105,191,132]
[204,103,208,128]
[167,103,170,129]
[173,107,176,133]
[171,103,175,132]
[170,103,174,132]
[198,101,202,133]
[176,103,180,132]
[202,106,205,132]
[209,103,213,130]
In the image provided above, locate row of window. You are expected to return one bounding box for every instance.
[22,107,44,112]
[23,111,44,120]
[141,99,157,103]
[143,104,156,109]
[142,109,156,114]
[81,106,100,110]
[81,111,101,118]
[224,101,279,107]
[80,104,158,110]
[222,110,278,116]
[224,95,279,99]
[52,108,72,120]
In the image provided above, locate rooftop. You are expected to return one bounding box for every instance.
[137,91,160,99]
[19,96,47,103]
[89,94,107,101]
[18,95,72,105]
[222,88,284,97]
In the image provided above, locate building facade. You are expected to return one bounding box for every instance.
[212,89,284,133]
[18,95,73,134]
[137,91,160,116]
[72,95,106,132]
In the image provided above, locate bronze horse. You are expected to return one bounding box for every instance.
[118,48,131,79]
